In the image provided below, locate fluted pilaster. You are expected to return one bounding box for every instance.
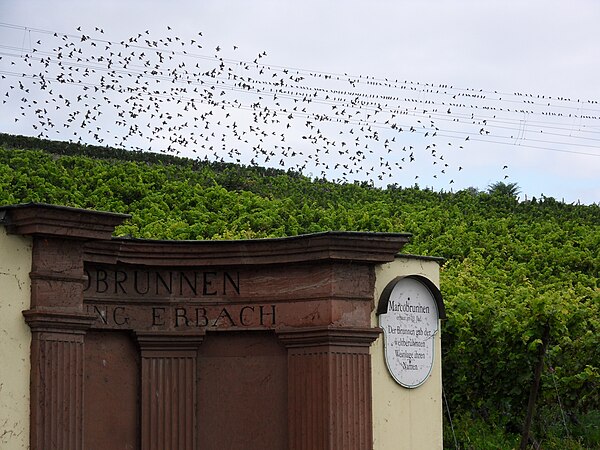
[24,311,96,450]
[278,327,380,450]
[137,332,204,450]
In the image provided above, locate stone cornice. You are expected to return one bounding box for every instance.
[0,202,129,240]
[0,203,411,264]
[85,231,411,266]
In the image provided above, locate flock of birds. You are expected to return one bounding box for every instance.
[2,23,600,187]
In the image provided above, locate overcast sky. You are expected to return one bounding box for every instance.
[1,0,600,204]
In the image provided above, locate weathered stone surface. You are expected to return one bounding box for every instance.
[1,203,411,450]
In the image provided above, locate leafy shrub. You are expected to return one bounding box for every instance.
[1,134,598,446]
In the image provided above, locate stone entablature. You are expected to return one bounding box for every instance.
[0,203,415,450]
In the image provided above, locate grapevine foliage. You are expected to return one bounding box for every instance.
[0,134,598,444]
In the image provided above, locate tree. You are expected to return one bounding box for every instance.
[488,181,521,198]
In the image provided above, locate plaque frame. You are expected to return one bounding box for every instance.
[377,275,445,388]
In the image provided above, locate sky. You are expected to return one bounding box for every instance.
[1,0,600,204]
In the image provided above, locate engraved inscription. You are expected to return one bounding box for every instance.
[379,277,439,388]
[87,304,277,330]
[84,268,240,298]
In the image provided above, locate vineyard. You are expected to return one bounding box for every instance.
[1,133,599,449]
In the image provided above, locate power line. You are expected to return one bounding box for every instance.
[3,21,600,113]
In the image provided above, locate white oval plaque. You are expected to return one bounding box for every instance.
[378,276,441,388]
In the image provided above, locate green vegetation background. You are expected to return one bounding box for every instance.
[1,134,598,449]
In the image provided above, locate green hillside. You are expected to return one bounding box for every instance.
[1,133,598,448]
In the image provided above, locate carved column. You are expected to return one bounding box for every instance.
[23,237,94,450]
[136,332,204,450]
[0,203,129,450]
[278,327,381,450]
[24,310,96,450]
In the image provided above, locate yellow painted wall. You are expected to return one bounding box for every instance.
[372,255,443,450]
[0,226,31,450]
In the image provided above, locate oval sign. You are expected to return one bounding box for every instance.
[378,276,442,388]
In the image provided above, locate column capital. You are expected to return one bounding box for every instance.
[135,331,205,355]
[23,309,96,335]
[276,326,381,348]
